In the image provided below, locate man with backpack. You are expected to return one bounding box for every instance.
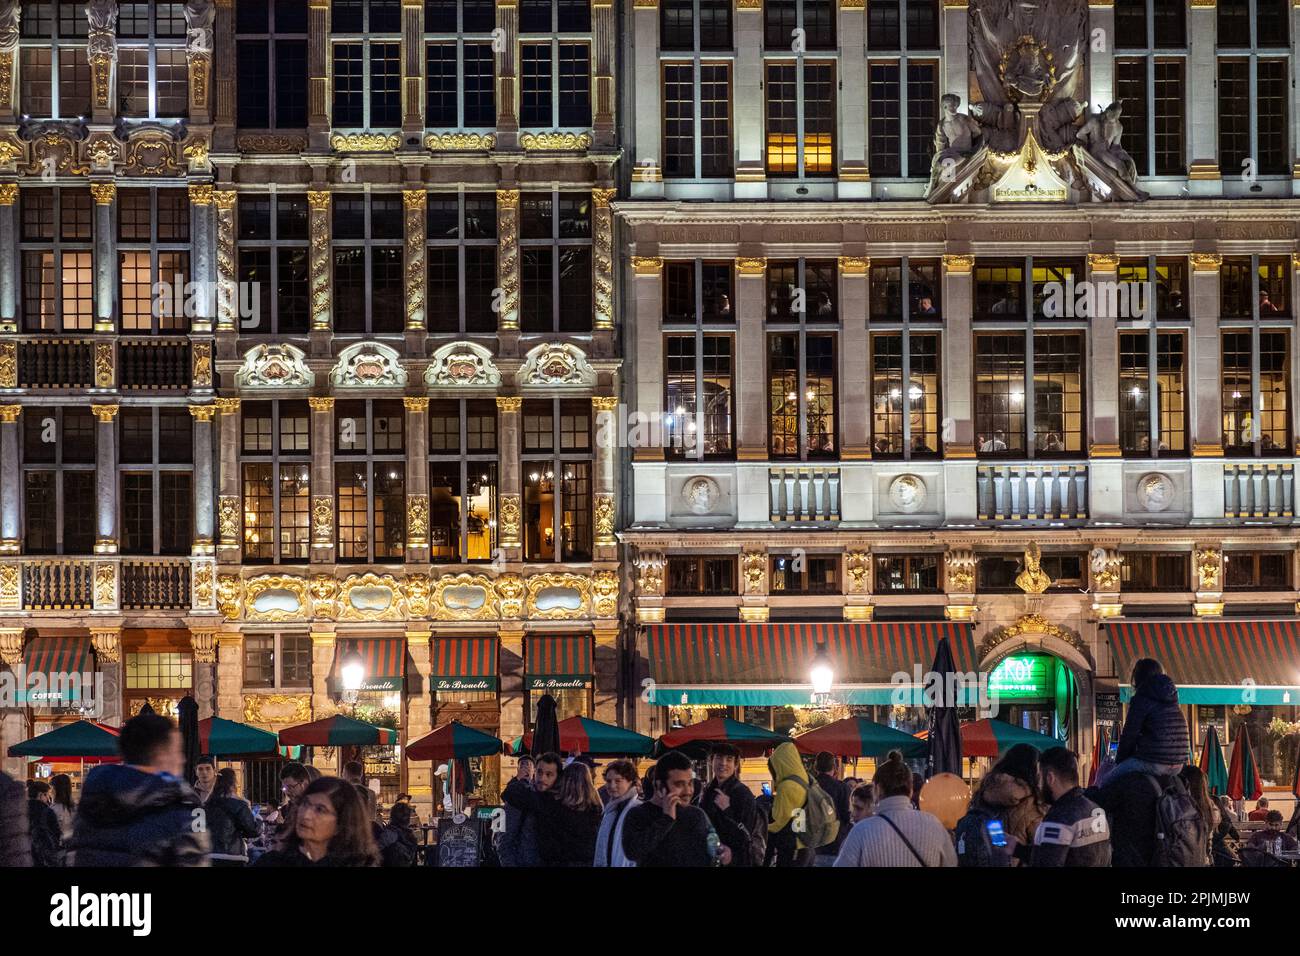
[767,741,837,866]
[834,752,956,867]
[1087,762,1206,867]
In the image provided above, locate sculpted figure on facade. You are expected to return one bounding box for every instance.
[1075,102,1139,185]
[929,94,984,190]
[0,1,19,55]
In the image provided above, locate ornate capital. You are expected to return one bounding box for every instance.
[307,189,332,211]
[943,254,975,275]
[495,396,522,412]
[89,182,116,205]
[214,397,241,414]
[838,256,869,276]
[212,189,238,210]
[189,183,214,206]
[1087,253,1120,272]
[631,256,663,276]
[91,404,119,423]
[0,404,21,424]
[90,628,121,664]
[402,396,429,412]
[495,189,520,209]
[0,183,18,205]
[1190,253,1222,273]
[188,404,217,422]
[735,257,767,276]
[592,187,617,208]
[945,549,976,593]
[591,396,619,412]
[190,630,218,664]
[403,189,426,210]
[308,396,335,412]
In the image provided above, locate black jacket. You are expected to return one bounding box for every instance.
[28,799,63,867]
[204,794,260,862]
[697,776,760,866]
[0,771,30,867]
[1030,787,1112,867]
[1088,772,1162,867]
[71,764,210,867]
[621,802,715,867]
[814,772,852,857]
[502,782,601,866]
[374,822,419,867]
[1116,675,1190,767]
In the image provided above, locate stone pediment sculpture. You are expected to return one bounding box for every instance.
[519,342,597,389]
[927,0,1146,205]
[330,341,408,388]
[425,340,501,389]
[235,343,315,389]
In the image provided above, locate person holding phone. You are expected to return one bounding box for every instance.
[620,751,729,867]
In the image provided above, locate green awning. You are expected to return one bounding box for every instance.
[526,635,592,690]
[332,638,406,692]
[21,637,95,705]
[430,637,498,693]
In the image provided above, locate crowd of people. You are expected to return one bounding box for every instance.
[1,658,1297,868]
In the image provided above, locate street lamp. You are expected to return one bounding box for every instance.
[341,645,365,705]
[810,640,834,695]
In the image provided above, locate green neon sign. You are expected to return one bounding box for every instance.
[987,654,1053,700]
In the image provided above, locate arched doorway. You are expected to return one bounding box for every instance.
[977,614,1095,758]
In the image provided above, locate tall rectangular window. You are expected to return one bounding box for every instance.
[236,0,309,129]
[521,41,591,128]
[519,191,593,333]
[332,2,402,127]
[237,193,310,334]
[240,400,311,563]
[1118,331,1187,456]
[117,408,194,556]
[426,193,498,334]
[1221,331,1290,456]
[871,332,941,458]
[661,0,732,51]
[118,188,191,334]
[332,195,405,334]
[424,3,496,128]
[19,3,92,119]
[20,187,94,332]
[664,332,735,459]
[1217,7,1291,179]
[765,61,836,178]
[522,399,593,563]
[975,333,1027,456]
[1113,2,1186,177]
[767,332,837,459]
[335,399,407,562]
[22,406,95,555]
[662,62,733,179]
[428,400,499,561]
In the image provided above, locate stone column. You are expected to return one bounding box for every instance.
[404,629,434,822]
[733,2,765,195]
[213,190,237,333]
[90,183,116,333]
[188,183,216,334]
[309,626,336,773]
[734,256,768,458]
[87,7,116,125]
[592,0,616,148]
[401,0,425,141]
[308,0,331,149]
[838,2,869,192]
[497,627,526,776]
[90,627,123,728]
[0,182,18,332]
[496,397,522,559]
[0,1,17,124]
[592,397,618,561]
[0,627,24,778]
[185,0,215,124]
[942,1,969,100]
[630,257,664,464]
[593,624,619,724]
[403,189,426,333]
[1190,254,1223,455]
[215,631,243,720]
[1087,253,1121,454]
[190,404,216,553]
[92,404,118,554]
[404,398,430,562]
[630,0,663,198]
[839,256,870,458]
[495,0,520,149]
[941,254,977,522]
[191,627,219,720]
[309,397,336,563]
[0,404,18,552]
[212,0,237,150]
[592,188,616,331]
[1088,3,1114,114]
[1293,8,1300,187]
[496,189,520,330]
[215,397,241,563]
[308,190,332,334]
[1186,1,1220,191]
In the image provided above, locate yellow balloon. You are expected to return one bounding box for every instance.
[919,772,971,830]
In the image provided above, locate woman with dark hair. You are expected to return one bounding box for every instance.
[49,773,75,842]
[205,767,261,866]
[1177,765,1215,866]
[1111,657,1190,780]
[957,743,1045,867]
[254,777,379,867]
[1212,794,1241,867]
[506,760,603,866]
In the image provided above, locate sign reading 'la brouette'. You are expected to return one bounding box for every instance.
[435,678,496,692]
[525,677,589,690]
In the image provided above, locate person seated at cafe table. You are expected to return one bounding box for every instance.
[1247,797,1271,822]
[1247,811,1299,858]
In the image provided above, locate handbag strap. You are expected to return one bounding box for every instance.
[879,812,929,868]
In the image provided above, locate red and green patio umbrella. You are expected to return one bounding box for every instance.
[1226,723,1262,802]
[1198,724,1229,797]
[1088,726,1110,786]
[917,718,1059,758]
[198,717,280,758]
[277,715,397,747]
[407,721,503,762]
[793,717,927,759]
[7,720,121,761]
[507,716,655,757]
[657,717,789,758]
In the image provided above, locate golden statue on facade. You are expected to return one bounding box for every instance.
[1016,542,1052,595]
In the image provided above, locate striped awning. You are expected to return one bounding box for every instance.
[644,622,977,706]
[1107,620,1300,705]
[21,637,95,705]
[430,637,499,692]
[332,638,406,692]
[526,635,593,691]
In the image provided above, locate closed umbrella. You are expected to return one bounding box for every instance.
[177,694,200,784]
[793,717,927,759]
[656,717,789,759]
[1198,724,1229,796]
[531,693,560,756]
[1226,723,1262,802]
[1088,725,1110,786]
[925,637,963,778]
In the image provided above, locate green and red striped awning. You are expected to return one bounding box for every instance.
[1106,620,1300,705]
[331,638,406,692]
[644,622,977,706]
[430,637,499,693]
[21,637,95,705]
[526,635,593,691]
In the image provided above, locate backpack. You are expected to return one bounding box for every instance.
[953,806,1003,868]
[1145,774,1208,868]
[778,775,839,850]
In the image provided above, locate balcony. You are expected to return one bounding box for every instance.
[977,463,1089,523]
[1223,463,1294,519]
[120,559,192,609]
[118,339,191,390]
[17,339,95,388]
[769,467,841,522]
[21,560,93,610]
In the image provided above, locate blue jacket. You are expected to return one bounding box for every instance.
[1117,674,1190,768]
[71,765,210,867]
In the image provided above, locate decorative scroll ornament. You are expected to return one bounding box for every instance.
[979,613,1089,660]
[192,561,215,609]
[634,551,666,596]
[946,550,977,593]
[498,495,522,546]
[90,628,120,664]
[309,574,338,619]
[21,121,90,177]
[94,563,116,608]
[519,342,597,388]
[330,133,401,152]
[235,343,315,389]
[0,564,18,609]
[845,552,871,593]
[245,575,309,622]
[425,341,501,389]
[594,495,616,545]
[1196,548,1221,591]
[494,574,526,619]
[0,627,23,667]
[94,342,114,388]
[191,342,213,387]
[430,573,499,621]
[190,629,217,665]
[519,132,592,151]
[122,127,183,177]
[216,575,243,620]
[1015,542,1052,594]
[403,573,432,617]
[237,134,309,154]
[311,496,334,544]
[742,552,766,594]
[244,694,311,725]
[330,342,408,388]
[425,132,496,151]
[526,573,592,620]
[217,496,240,543]
[338,573,408,621]
[407,495,429,545]
[1090,548,1122,592]
[592,571,619,618]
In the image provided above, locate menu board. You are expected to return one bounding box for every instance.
[436,814,482,868]
[1094,693,1122,726]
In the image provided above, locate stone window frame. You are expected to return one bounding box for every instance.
[1215,2,1291,178]
[330,1,403,129]
[763,57,837,179]
[239,398,312,564]
[21,406,97,556]
[423,0,497,130]
[242,630,314,690]
[425,191,499,335]
[19,186,95,332]
[427,397,501,563]
[117,186,192,335]
[1117,327,1189,458]
[518,189,594,334]
[235,191,312,335]
[234,0,310,130]
[1219,326,1292,457]
[520,397,594,564]
[118,407,196,556]
[331,192,406,334]
[18,0,91,120]
[334,398,408,564]
[116,6,190,119]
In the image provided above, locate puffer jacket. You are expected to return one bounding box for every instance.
[70,764,210,867]
[767,742,811,850]
[971,771,1045,850]
[1116,674,1190,767]
[204,794,260,863]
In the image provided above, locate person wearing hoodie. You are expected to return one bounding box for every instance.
[696,742,761,866]
[1110,658,1190,779]
[204,768,260,866]
[594,759,640,866]
[767,741,816,867]
[956,743,1045,867]
[70,712,210,867]
[0,769,31,867]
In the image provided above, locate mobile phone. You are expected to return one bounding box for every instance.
[985,819,1008,848]
[1108,742,1118,758]
[761,782,772,798]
